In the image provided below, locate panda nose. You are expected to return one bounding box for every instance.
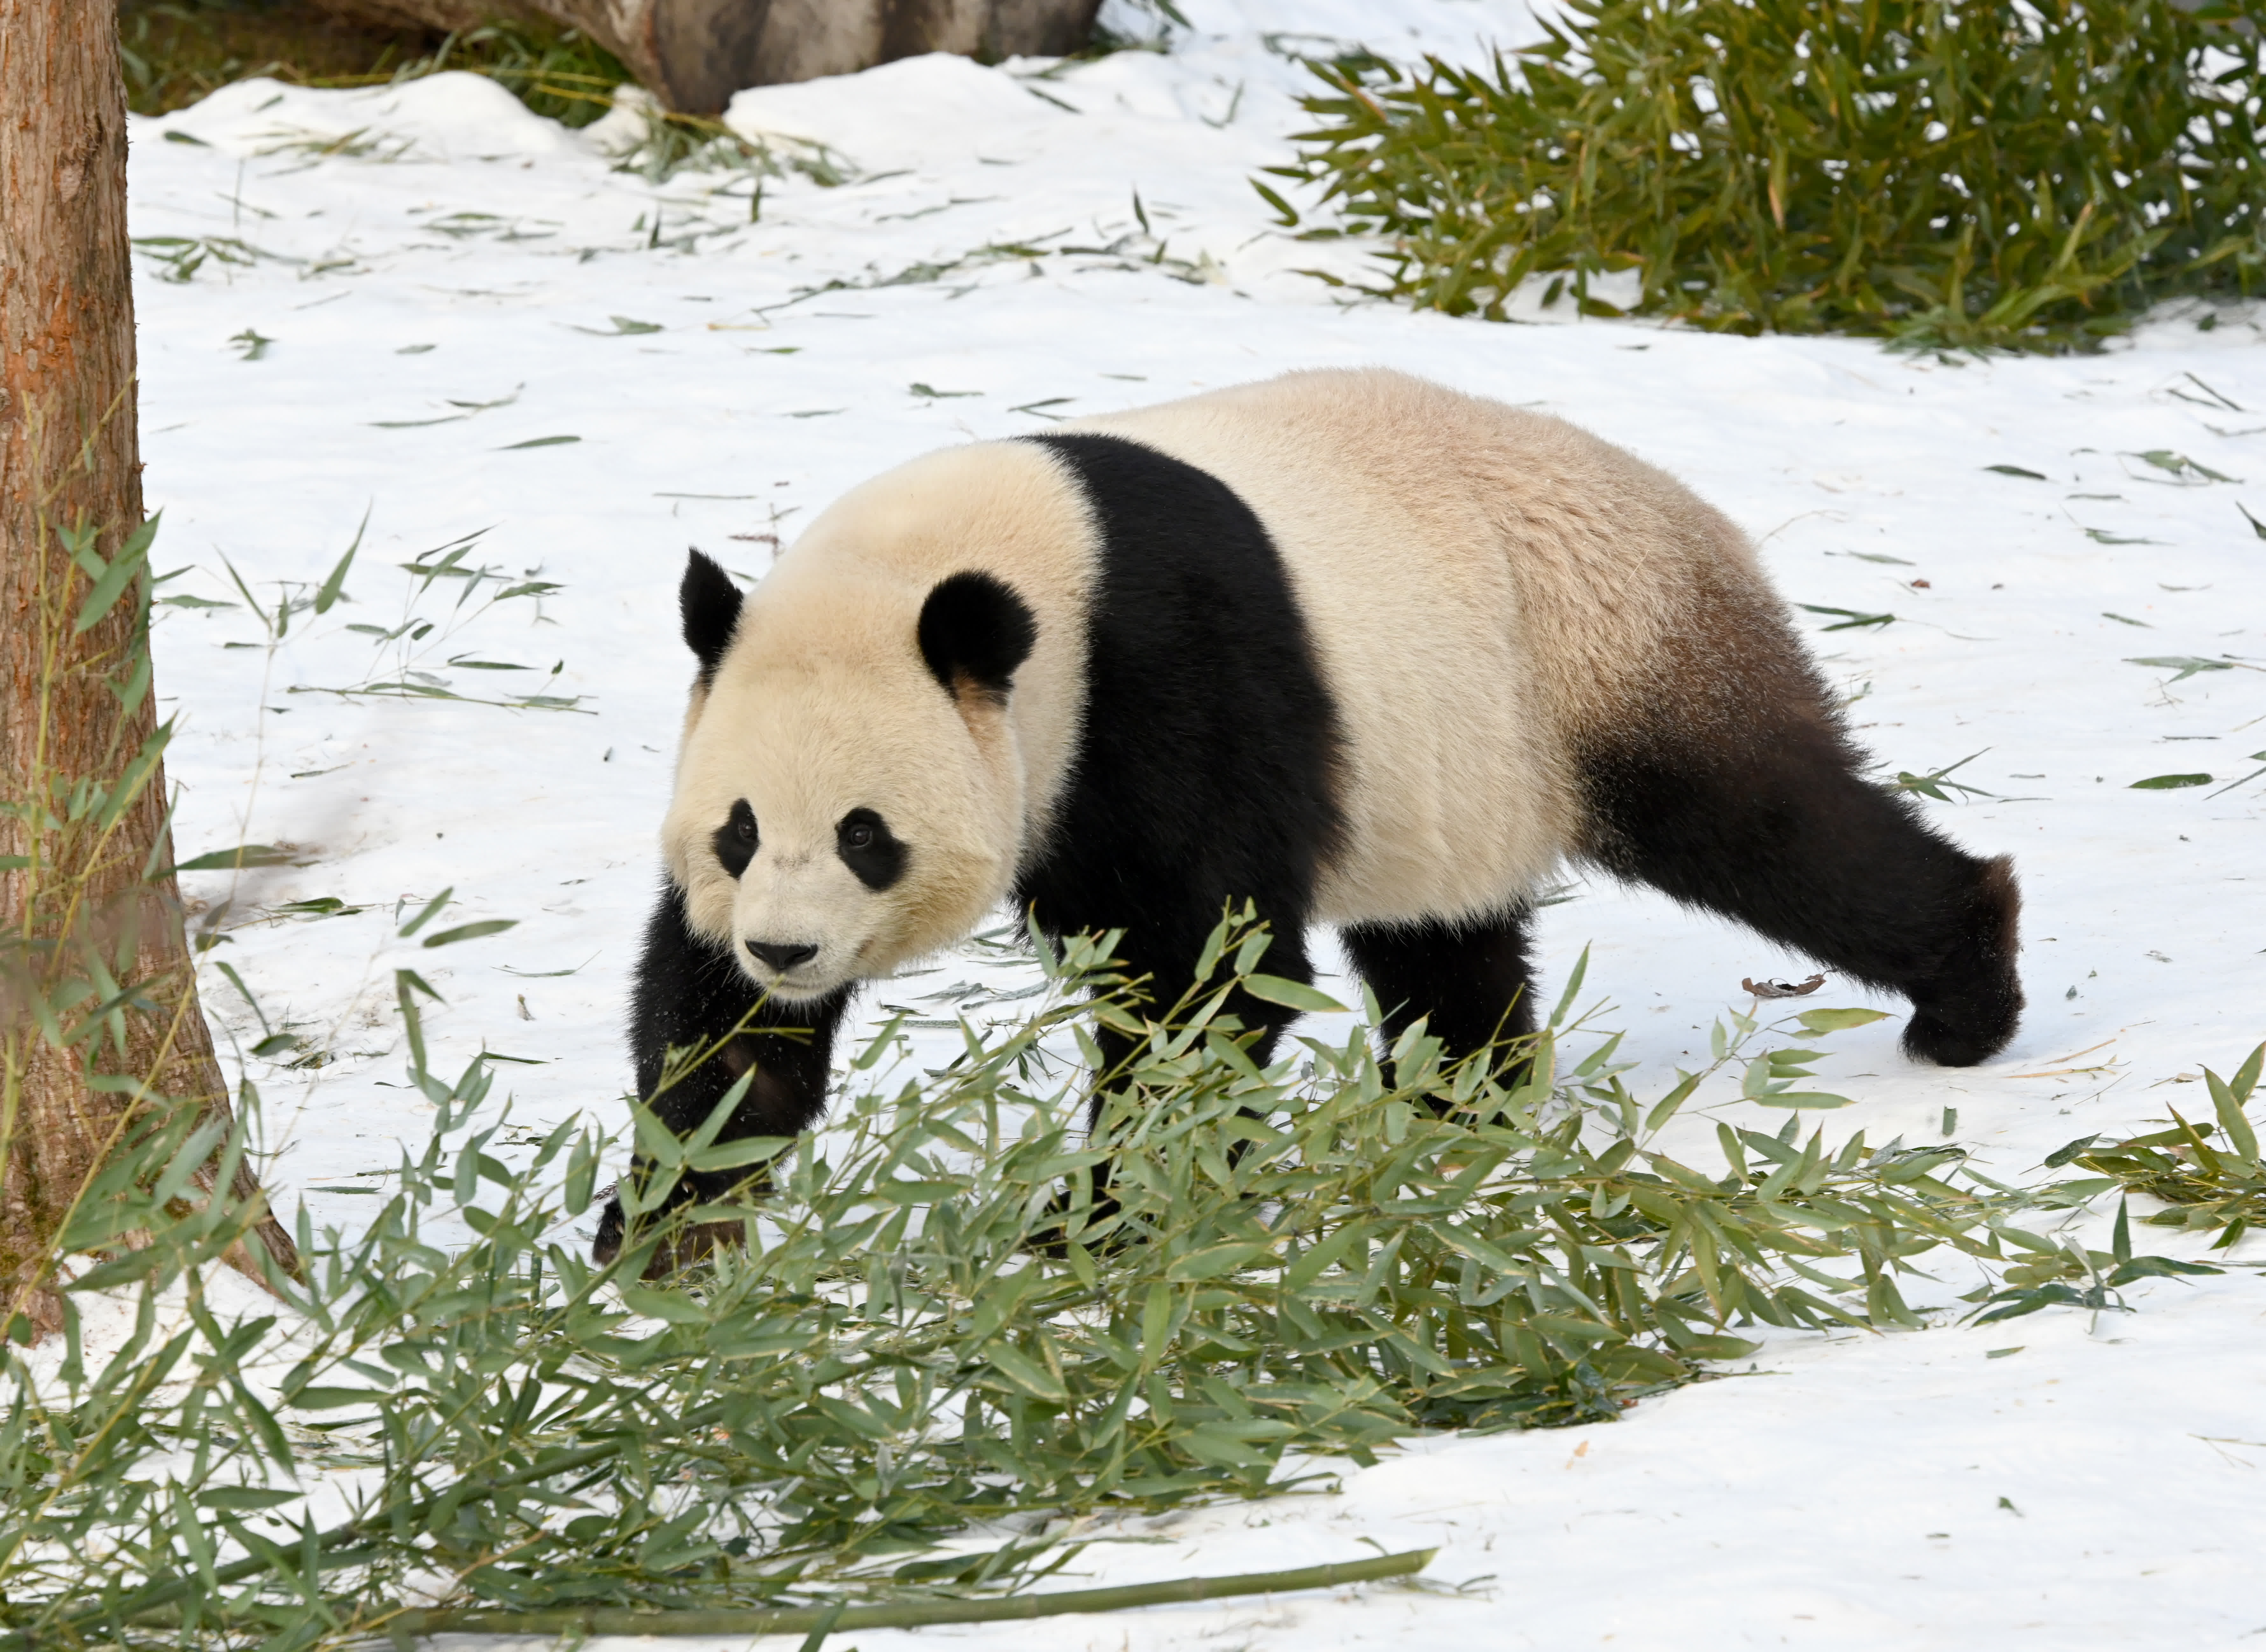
[746,939,819,972]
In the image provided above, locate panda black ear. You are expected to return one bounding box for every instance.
[918,571,1036,707]
[681,548,743,684]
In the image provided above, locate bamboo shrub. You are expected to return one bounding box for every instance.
[1271,0,2266,350]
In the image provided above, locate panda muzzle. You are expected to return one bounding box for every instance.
[745,938,820,973]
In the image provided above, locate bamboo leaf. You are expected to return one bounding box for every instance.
[2207,1067,2260,1165]
[172,844,293,873]
[983,1341,1070,1402]
[2126,656,2232,682]
[421,918,518,948]
[313,507,366,614]
[1241,974,1347,1014]
[74,512,160,634]
[1793,1007,1893,1035]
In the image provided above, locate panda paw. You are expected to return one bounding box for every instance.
[1901,978,2023,1068]
[592,1185,625,1264]
[591,1182,757,1279]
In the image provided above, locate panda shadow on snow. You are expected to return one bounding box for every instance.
[591,371,2024,1277]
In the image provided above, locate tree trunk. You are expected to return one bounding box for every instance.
[2,0,299,1340]
[313,0,1104,114]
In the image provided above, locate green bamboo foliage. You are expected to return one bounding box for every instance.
[1273,0,2266,349]
[2051,1041,2266,1249]
[11,892,2204,1646]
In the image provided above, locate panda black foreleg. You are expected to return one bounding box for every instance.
[1579,733,2023,1067]
[1339,910,1539,1099]
[1077,912,1315,1130]
[1033,903,1313,1247]
[594,879,849,1276]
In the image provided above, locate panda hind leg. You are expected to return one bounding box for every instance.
[1339,909,1540,1095]
[1580,729,2023,1068]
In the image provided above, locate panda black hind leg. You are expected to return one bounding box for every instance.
[1340,910,1539,1087]
[593,879,850,1277]
[1576,580,2023,1067]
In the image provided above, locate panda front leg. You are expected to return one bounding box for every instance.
[1339,909,1540,1088]
[1080,915,1318,1127]
[594,879,849,1277]
[1034,901,1313,1244]
[1578,719,2023,1067]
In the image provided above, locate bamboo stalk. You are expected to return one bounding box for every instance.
[386,1547,1436,1639]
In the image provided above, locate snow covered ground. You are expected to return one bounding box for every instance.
[114,0,2266,1644]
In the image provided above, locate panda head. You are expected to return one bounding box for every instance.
[661,547,1038,1002]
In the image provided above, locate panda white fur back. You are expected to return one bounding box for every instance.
[1078,370,1760,925]
[598,367,2025,1272]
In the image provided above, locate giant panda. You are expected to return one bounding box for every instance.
[592,368,2023,1268]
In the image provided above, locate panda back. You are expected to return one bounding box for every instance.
[1066,368,1705,926]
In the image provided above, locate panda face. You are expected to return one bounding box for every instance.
[704,788,913,994]
[665,672,1016,1002]
[658,445,1074,1002]
[660,544,1045,1003]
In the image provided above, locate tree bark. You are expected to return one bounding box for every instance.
[313,0,1104,114]
[2,0,299,1340]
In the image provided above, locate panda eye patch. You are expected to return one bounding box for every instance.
[713,799,758,879]
[835,807,905,891]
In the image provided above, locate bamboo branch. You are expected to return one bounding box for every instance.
[11,1442,625,1646]
[386,1547,1436,1639]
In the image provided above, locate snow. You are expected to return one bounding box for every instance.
[109,0,2266,1643]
